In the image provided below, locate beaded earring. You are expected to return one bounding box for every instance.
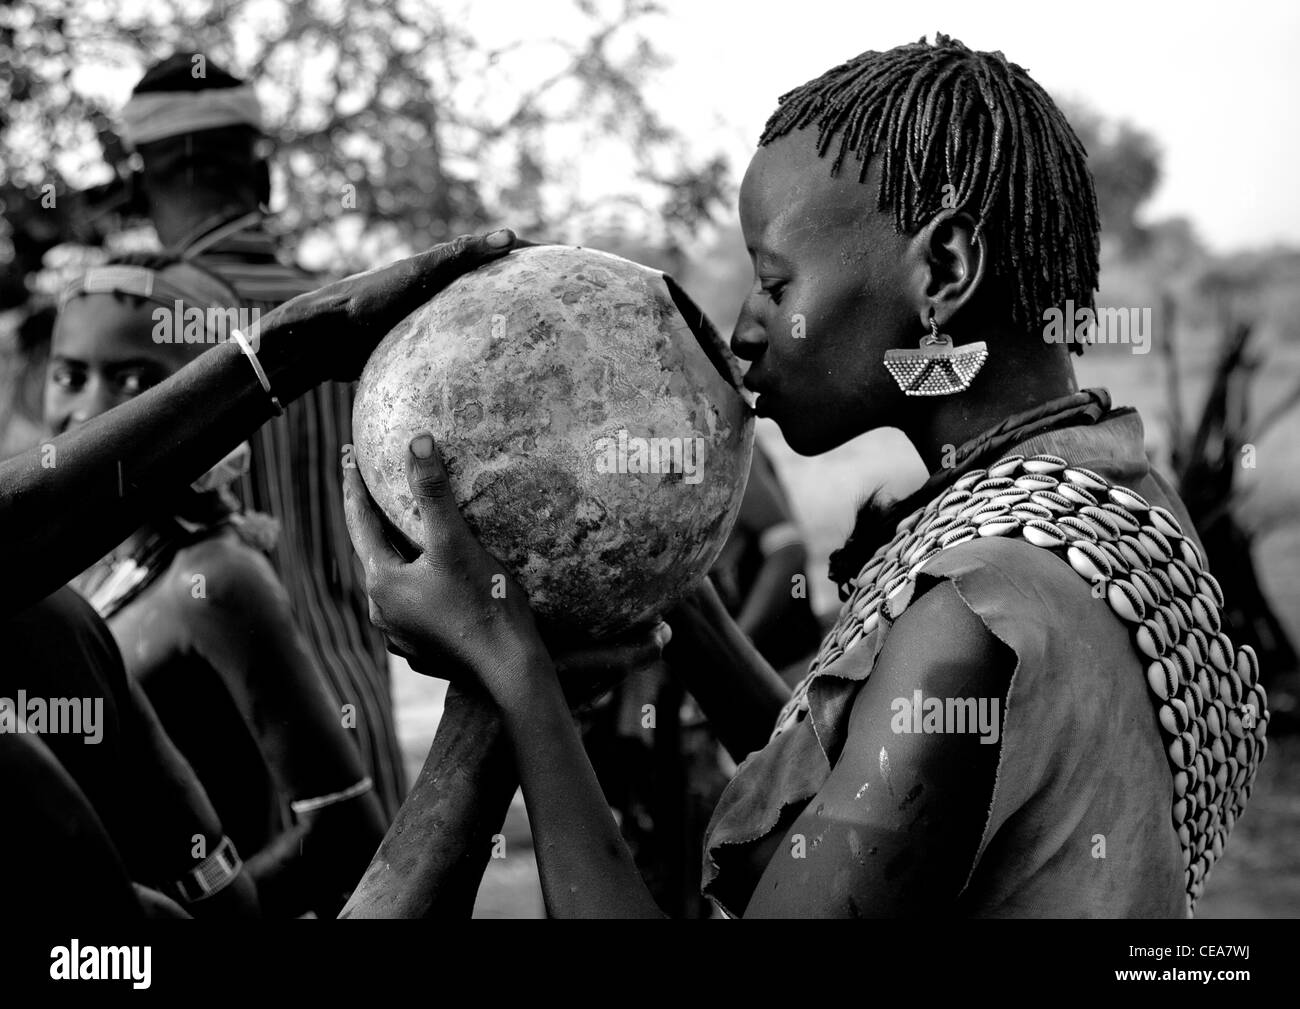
[883,312,989,396]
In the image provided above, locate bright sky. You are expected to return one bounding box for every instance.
[621,0,1300,253]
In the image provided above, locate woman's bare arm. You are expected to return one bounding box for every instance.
[743,581,1011,917]
[176,538,386,916]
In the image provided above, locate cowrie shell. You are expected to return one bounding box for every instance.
[1057,484,1098,508]
[1169,732,1196,768]
[1132,570,1166,605]
[1187,629,1210,665]
[1130,573,1159,610]
[970,504,1007,525]
[860,609,881,637]
[1067,541,1112,582]
[1098,541,1127,571]
[1206,703,1223,738]
[1030,489,1073,514]
[1192,594,1221,636]
[1211,737,1227,763]
[1064,466,1108,490]
[1172,798,1188,823]
[937,495,972,518]
[924,514,959,537]
[939,525,977,549]
[1172,644,1196,684]
[1173,769,1189,796]
[1117,534,1152,572]
[1148,505,1184,539]
[1180,538,1204,572]
[1023,453,1068,474]
[1168,562,1195,596]
[1220,673,1243,709]
[1022,518,1067,549]
[1150,569,1174,603]
[1169,598,1193,635]
[977,516,1020,537]
[1198,665,1220,702]
[842,623,866,652]
[972,476,1015,495]
[1011,501,1054,522]
[1014,473,1059,492]
[939,487,973,507]
[1137,620,1166,659]
[953,469,988,491]
[1100,503,1142,534]
[1197,572,1225,609]
[989,489,1031,508]
[1153,608,1179,649]
[1107,579,1146,623]
[1109,485,1151,512]
[1182,680,1204,717]
[988,454,1025,479]
[1078,506,1122,541]
[1057,515,1097,542]
[1138,528,1174,564]
[1201,629,1232,670]
[1147,657,1179,700]
[1236,646,1259,688]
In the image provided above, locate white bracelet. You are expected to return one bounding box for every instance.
[230,327,284,417]
[290,777,374,816]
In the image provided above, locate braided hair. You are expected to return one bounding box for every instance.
[759,33,1100,347]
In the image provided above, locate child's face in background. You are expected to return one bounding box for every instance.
[44,294,205,435]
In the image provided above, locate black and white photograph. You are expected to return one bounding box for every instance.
[0,0,1297,985]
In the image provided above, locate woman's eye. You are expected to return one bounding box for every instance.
[50,367,84,392]
[760,280,787,305]
[118,371,151,396]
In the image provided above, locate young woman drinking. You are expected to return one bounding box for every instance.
[343,35,1268,918]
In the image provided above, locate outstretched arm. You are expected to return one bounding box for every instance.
[0,231,524,612]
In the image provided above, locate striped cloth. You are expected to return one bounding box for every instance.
[180,215,407,821]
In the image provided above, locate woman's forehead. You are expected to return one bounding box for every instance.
[740,132,886,251]
[53,294,160,357]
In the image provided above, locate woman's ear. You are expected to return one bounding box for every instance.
[904,209,987,328]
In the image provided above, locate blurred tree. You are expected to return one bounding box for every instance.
[0,0,731,297]
[1063,102,1162,256]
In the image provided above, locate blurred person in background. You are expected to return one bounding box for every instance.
[118,53,407,819]
[49,253,387,916]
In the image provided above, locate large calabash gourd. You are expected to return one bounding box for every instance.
[352,245,755,639]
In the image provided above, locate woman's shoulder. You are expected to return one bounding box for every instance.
[161,528,288,617]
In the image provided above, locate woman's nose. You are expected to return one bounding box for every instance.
[730,302,768,364]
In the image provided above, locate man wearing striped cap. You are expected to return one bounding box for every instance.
[119,53,407,820]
